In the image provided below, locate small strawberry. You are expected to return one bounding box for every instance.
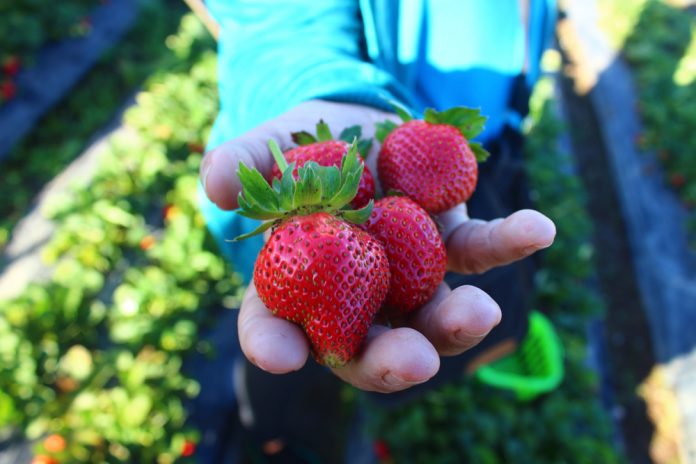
[181,440,196,457]
[139,235,156,250]
[234,140,390,367]
[376,105,490,214]
[2,55,21,76]
[43,434,66,453]
[362,196,447,314]
[1,79,16,101]
[270,121,375,208]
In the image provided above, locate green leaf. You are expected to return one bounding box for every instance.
[268,139,289,172]
[470,142,491,162]
[230,220,276,241]
[357,139,373,158]
[278,165,297,211]
[316,119,333,141]
[320,165,342,203]
[295,162,323,206]
[424,107,488,139]
[291,131,317,146]
[339,125,362,144]
[375,120,398,143]
[340,200,374,224]
[237,162,279,211]
[390,100,414,122]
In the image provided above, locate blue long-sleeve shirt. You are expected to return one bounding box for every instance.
[201,0,556,280]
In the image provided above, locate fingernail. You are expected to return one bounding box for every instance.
[382,371,425,388]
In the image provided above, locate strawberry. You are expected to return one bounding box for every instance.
[362,196,447,315]
[270,121,375,208]
[376,106,490,214]
[181,440,196,457]
[2,56,21,76]
[1,79,16,101]
[234,140,390,367]
[43,434,66,453]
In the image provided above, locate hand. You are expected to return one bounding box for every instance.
[200,100,556,393]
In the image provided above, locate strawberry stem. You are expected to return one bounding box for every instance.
[268,139,289,172]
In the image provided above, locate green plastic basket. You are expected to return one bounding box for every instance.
[475,311,564,401]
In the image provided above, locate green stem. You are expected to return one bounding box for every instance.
[268,140,289,172]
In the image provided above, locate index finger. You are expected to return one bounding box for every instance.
[237,282,310,373]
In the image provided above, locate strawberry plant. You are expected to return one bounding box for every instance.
[0,0,191,252]
[0,13,240,463]
[598,0,696,245]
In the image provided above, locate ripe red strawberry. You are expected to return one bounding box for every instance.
[362,196,446,314]
[270,121,375,208]
[1,79,16,101]
[2,56,21,76]
[235,140,389,367]
[376,106,490,214]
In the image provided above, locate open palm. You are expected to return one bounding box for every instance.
[200,100,556,393]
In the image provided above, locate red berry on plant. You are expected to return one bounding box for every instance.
[669,173,686,188]
[373,440,392,461]
[376,105,490,214]
[181,440,196,457]
[139,235,156,250]
[1,79,16,100]
[2,56,21,76]
[43,434,66,453]
[32,456,58,464]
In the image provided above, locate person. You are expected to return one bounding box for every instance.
[196,0,557,461]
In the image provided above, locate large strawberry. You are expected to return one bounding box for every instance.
[234,141,390,367]
[270,121,375,208]
[376,106,490,214]
[362,196,447,315]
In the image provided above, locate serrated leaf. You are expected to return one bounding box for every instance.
[278,166,297,211]
[237,162,280,210]
[330,171,362,208]
[272,177,281,193]
[375,120,398,143]
[340,200,374,224]
[339,125,362,144]
[423,108,441,124]
[295,163,323,206]
[340,143,361,177]
[316,120,333,141]
[425,107,488,139]
[320,165,342,203]
[230,220,276,241]
[291,131,317,146]
[470,142,491,162]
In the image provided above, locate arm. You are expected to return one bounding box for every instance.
[206,0,411,139]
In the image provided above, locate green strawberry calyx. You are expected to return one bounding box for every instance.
[232,139,373,241]
[375,103,491,163]
[291,120,373,159]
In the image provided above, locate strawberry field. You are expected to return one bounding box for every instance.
[3,1,695,463]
